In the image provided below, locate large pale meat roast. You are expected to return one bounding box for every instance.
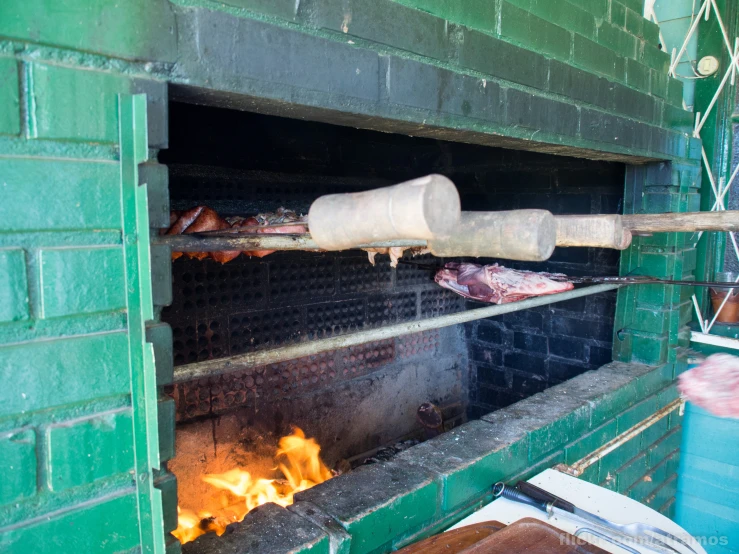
[678,353,739,418]
[435,262,574,304]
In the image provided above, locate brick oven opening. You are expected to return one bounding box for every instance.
[157,101,625,547]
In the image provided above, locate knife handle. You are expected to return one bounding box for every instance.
[516,481,576,514]
[493,482,549,513]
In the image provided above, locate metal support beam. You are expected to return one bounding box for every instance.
[172,283,621,383]
[153,234,427,252]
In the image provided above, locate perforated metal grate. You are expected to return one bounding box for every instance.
[420,289,466,318]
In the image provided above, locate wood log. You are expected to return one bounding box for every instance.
[555,215,632,250]
[308,174,460,250]
[622,210,739,232]
[428,210,556,261]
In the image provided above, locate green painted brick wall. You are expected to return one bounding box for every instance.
[0,0,707,551]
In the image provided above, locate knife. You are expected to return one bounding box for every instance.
[492,482,697,554]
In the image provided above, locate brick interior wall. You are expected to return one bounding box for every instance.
[462,164,624,417]
[162,102,626,446]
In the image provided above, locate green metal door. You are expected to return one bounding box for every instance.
[0,94,165,552]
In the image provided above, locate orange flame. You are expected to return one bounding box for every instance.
[172,427,332,544]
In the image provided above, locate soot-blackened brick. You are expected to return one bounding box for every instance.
[498,310,544,331]
[477,321,504,345]
[550,295,588,313]
[512,374,549,395]
[472,343,503,366]
[478,386,523,409]
[513,332,548,355]
[551,316,613,342]
[504,352,547,376]
[549,359,590,382]
[589,345,613,367]
[549,337,586,361]
[477,365,508,388]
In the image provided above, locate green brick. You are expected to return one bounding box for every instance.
[308,0,449,61]
[598,21,638,58]
[617,395,658,432]
[46,408,134,491]
[0,57,20,136]
[0,158,122,232]
[155,471,178,534]
[214,0,299,20]
[640,42,670,73]
[620,0,644,16]
[0,249,29,323]
[631,306,669,334]
[39,246,126,318]
[393,0,498,34]
[667,77,684,107]
[158,396,175,462]
[0,492,140,553]
[506,0,596,39]
[567,0,608,19]
[664,104,694,132]
[641,414,670,448]
[625,58,650,92]
[650,67,669,99]
[615,452,648,491]
[643,19,660,46]
[0,0,176,62]
[573,34,625,81]
[631,333,668,365]
[599,433,642,482]
[147,322,173,386]
[529,404,591,462]
[500,1,572,61]
[564,420,617,464]
[645,474,676,508]
[398,420,529,511]
[647,427,681,466]
[0,428,36,505]
[296,462,438,554]
[28,63,135,143]
[609,0,627,27]
[590,381,638,427]
[623,7,644,38]
[0,332,130,417]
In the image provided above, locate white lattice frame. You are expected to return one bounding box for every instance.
[646,0,739,334]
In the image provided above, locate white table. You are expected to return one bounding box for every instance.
[449,469,705,554]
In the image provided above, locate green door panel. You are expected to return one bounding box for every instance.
[0,94,165,552]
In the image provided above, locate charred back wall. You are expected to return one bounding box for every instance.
[161,102,624,461]
[464,168,624,418]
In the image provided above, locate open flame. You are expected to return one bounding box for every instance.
[172,427,332,544]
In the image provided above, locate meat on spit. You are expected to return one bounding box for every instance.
[165,207,308,263]
[434,262,574,304]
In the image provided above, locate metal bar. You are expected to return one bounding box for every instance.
[557,398,683,477]
[153,234,427,252]
[172,283,621,383]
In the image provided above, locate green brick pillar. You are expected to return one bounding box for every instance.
[614,161,701,366]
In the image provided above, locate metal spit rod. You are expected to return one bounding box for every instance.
[172,283,621,383]
[153,234,427,252]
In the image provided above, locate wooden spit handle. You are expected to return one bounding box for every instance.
[622,210,739,233]
[308,174,461,250]
[555,215,632,250]
[428,210,556,261]
[556,210,739,250]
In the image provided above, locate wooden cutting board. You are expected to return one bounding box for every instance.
[397,521,506,554]
[397,518,610,554]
